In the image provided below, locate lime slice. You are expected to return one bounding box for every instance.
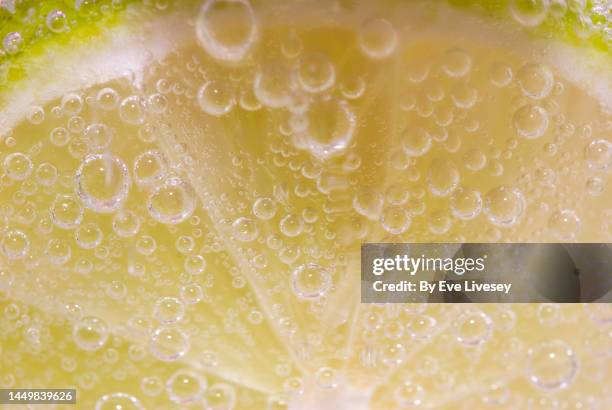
[0,1,611,409]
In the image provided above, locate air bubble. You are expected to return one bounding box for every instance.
[294,97,356,159]
[112,210,141,238]
[96,88,120,110]
[119,96,146,125]
[147,177,196,225]
[279,213,303,237]
[489,62,513,87]
[204,383,236,410]
[84,123,113,151]
[196,0,258,63]
[510,0,550,27]
[401,127,431,157]
[484,186,525,227]
[3,152,33,181]
[292,263,332,299]
[450,187,482,220]
[548,209,580,240]
[3,32,23,55]
[517,63,554,99]
[454,310,492,346]
[150,326,190,361]
[154,297,185,324]
[358,18,397,59]
[252,197,277,220]
[166,370,206,404]
[95,393,144,410]
[232,217,259,242]
[381,206,411,235]
[584,139,611,169]
[527,340,577,390]
[197,81,236,116]
[427,160,460,197]
[441,48,472,78]
[51,194,84,229]
[73,316,108,351]
[133,150,166,186]
[1,230,29,259]
[513,105,548,139]
[297,52,335,93]
[394,380,425,408]
[76,154,131,213]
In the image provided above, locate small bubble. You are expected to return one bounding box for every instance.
[489,62,513,87]
[517,63,554,99]
[232,217,259,242]
[135,235,156,255]
[154,297,185,324]
[76,154,131,213]
[141,376,163,397]
[51,194,84,229]
[292,263,332,299]
[441,48,472,78]
[184,254,206,275]
[73,316,109,351]
[548,209,580,240]
[150,326,190,361]
[279,213,303,237]
[133,150,166,186]
[147,93,168,114]
[195,0,258,63]
[297,52,335,93]
[584,139,611,169]
[394,380,425,407]
[294,97,356,159]
[147,177,196,225]
[513,104,549,139]
[252,197,277,220]
[450,187,482,220]
[180,283,203,304]
[527,340,577,390]
[27,106,45,124]
[340,75,366,99]
[119,96,146,125]
[3,152,32,181]
[510,0,550,27]
[1,229,29,259]
[167,370,206,404]
[204,383,236,410]
[112,210,141,237]
[84,123,113,151]
[454,309,492,347]
[95,393,144,410]
[315,367,338,389]
[358,18,397,59]
[107,280,127,299]
[96,88,120,110]
[484,186,525,227]
[3,32,23,55]
[197,80,236,116]
[401,127,431,157]
[176,235,195,254]
[427,160,460,197]
[62,93,83,115]
[50,127,71,146]
[381,206,411,235]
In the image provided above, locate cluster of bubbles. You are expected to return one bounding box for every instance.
[509,0,612,47]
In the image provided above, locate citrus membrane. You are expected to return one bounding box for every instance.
[0,0,611,409]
